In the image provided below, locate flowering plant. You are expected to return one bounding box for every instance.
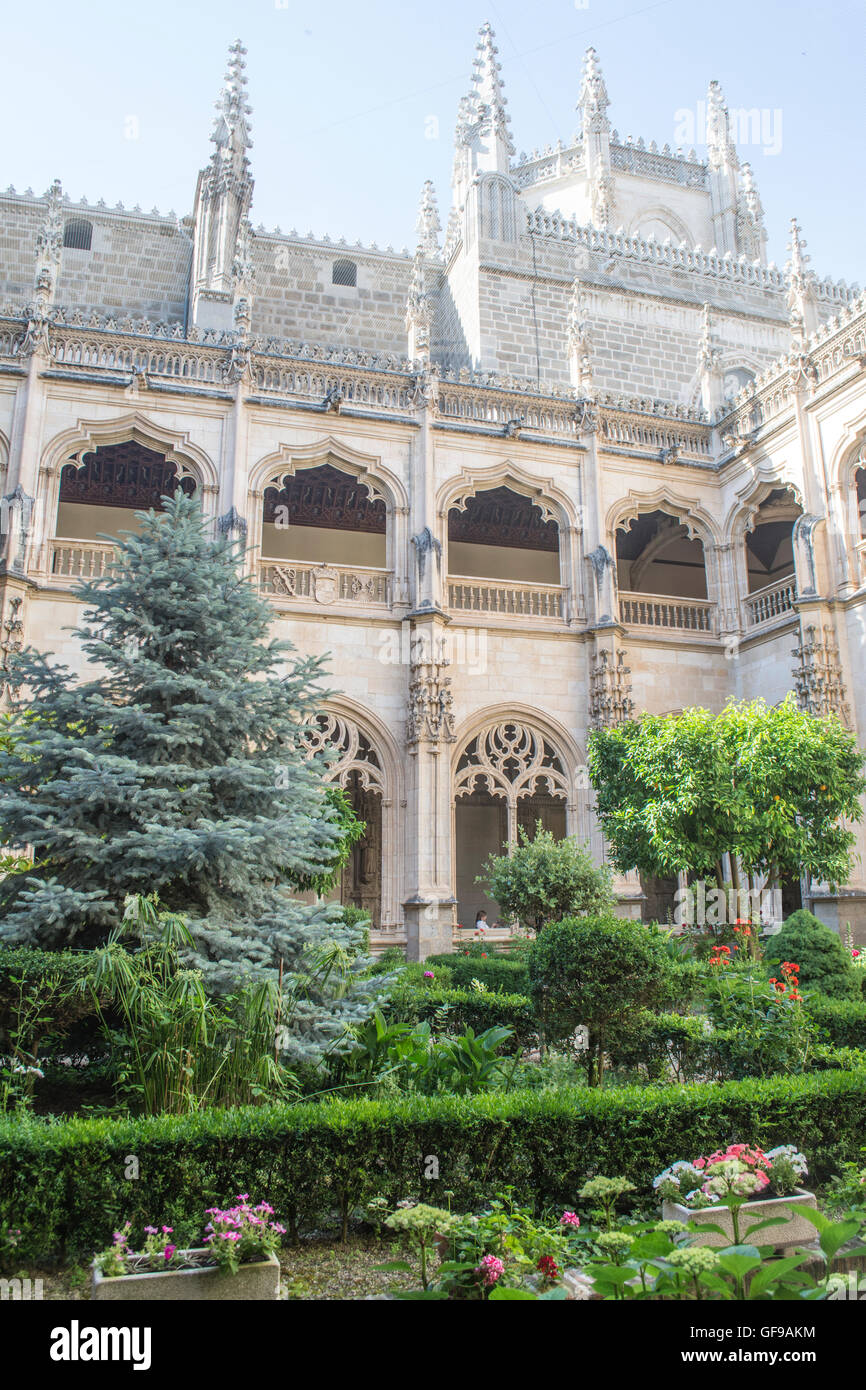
[654,1143,808,1210]
[204,1195,287,1275]
[93,1197,286,1279]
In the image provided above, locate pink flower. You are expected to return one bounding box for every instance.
[476,1254,505,1287]
[161,1226,173,1235]
[424,970,434,979]
[560,1211,580,1227]
[164,1245,176,1261]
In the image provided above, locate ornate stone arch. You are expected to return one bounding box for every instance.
[724,472,805,611]
[248,436,409,583]
[438,458,577,532]
[300,697,404,931]
[40,412,219,493]
[607,488,722,549]
[627,206,694,249]
[451,704,585,842]
[438,460,579,600]
[34,413,220,577]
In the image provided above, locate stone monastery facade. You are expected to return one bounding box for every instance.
[1,27,865,955]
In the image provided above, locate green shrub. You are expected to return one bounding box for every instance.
[3,1067,865,1262]
[528,914,675,1085]
[806,996,866,1048]
[423,954,530,994]
[607,1011,711,1083]
[390,986,537,1049]
[767,910,861,1000]
[0,947,100,1064]
[480,826,614,931]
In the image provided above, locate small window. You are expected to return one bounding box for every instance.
[63,218,93,251]
[332,258,357,287]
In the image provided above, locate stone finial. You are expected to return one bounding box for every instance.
[406,250,432,363]
[213,38,253,153]
[578,47,610,129]
[468,22,514,154]
[786,218,818,341]
[34,178,64,283]
[415,180,441,259]
[706,79,738,169]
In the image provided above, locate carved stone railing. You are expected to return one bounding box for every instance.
[447,576,566,620]
[259,560,392,608]
[436,384,581,439]
[744,575,797,628]
[251,359,414,414]
[48,540,117,582]
[619,591,716,633]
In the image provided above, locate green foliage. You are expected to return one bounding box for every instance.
[588,697,866,887]
[806,995,866,1048]
[527,914,675,1084]
[388,984,537,1048]
[334,1008,518,1097]
[479,825,614,932]
[0,493,379,1059]
[423,953,530,994]
[767,910,862,1001]
[704,962,816,1078]
[86,894,291,1115]
[3,1067,866,1262]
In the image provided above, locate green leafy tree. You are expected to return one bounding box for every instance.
[479,824,614,932]
[527,913,673,1085]
[768,909,862,1001]
[587,697,865,894]
[0,492,378,1060]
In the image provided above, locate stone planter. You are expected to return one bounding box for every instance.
[91,1248,280,1301]
[662,1188,818,1253]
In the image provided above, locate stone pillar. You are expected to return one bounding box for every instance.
[403,611,457,959]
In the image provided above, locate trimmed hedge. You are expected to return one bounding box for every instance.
[807,997,866,1049]
[423,953,530,993]
[2,1068,866,1262]
[393,987,537,1048]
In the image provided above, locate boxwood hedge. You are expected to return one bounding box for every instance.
[2,1067,865,1262]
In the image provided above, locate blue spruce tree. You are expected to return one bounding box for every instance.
[0,492,377,1058]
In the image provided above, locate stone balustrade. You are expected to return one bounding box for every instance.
[619,590,715,633]
[447,576,566,620]
[48,540,117,582]
[744,575,797,628]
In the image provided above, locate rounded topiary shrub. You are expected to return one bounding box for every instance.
[766,910,861,1001]
[527,913,674,1085]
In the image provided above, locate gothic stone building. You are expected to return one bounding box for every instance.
[1,30,865,956]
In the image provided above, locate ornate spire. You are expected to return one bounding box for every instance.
[212,39,252,158]
[577,48,614,227]
[467,22,514,156]
[737,162,767,263]
[578,47,610,132]
[415,181,441,259]
[786,218,818,341]
[205,39,253,208]
[706,80,738,170]
[18,178,64,355]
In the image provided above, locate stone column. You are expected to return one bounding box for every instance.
[403,611,458,959]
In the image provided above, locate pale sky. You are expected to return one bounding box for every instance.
[3,0,864,283]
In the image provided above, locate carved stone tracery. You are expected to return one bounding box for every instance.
[455,721,569,808]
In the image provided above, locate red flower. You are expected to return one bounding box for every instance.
[537,1256,559,1280]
